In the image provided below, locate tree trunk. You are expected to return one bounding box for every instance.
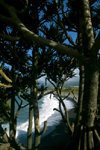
[27,101,33,150]
[10,65,16,140]
[75,30,84,127]
[75,65,84,127]
[10,89,16,139]
[32,46,41,150]
[82,64,99,149]
[66,0,100,149]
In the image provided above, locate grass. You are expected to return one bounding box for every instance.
[47,86,79,95]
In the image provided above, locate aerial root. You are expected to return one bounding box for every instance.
[65,125,100,150]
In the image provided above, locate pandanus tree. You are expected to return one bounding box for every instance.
[0,42,30,139]
[45,53,77,137]
[0,0,100,150]
[0,1,53,150]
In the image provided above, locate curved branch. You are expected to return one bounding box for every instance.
[0,62,12,83]
[16,0,28,15]
[59,101,67,123]
[38,90,55,100]
[0,83,12,88]
[39,121,47,136]
[0,1,86,64]
[38,74,46,79]
[56,88,74,135]
[21,103,29,108]
[0,33,21,42]
[0,69,12,83]
[53,93,59,100]
[15,98,20,107]
[53,108,60,112]
[62,92,71,101]
[59,100,73,135]
[47,78,56,88]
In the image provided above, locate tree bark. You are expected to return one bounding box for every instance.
[10,65,16,139]
[10,89,16,139]
[0,0,86,64]
[75,31,84,127]
[75,65,84,127]
[32,46,41,150]
[27,102,33,150]
[66,0,100,149]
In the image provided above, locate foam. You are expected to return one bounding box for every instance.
[2,94,74,147]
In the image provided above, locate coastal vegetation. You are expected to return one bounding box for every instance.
[0,0,100,150]
[48,86,79,95]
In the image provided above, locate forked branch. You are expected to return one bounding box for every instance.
[0,0,86,64]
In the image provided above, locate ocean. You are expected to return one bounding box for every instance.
[2,93,75,147]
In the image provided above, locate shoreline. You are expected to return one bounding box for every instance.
[40,108,76,150]
[39,94,78,150]
[32,94,78,150]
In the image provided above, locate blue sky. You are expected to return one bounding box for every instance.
[37,29,79,87]
[2,4,79,87]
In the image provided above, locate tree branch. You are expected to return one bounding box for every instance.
[91,32,100,56]
[39,121,47,136]
[0,143,10,150]
[0,101,10,121]
[54,0,77,47]
[15,97,23,120]
[38,73,46,79]
[53,93,59,100]
[0,42,30,67]
[59,99,74,135]
[0,70,12,83]
[21,103,29,108]
[38,90,55,100]
[61,2,77,30]
[0,33,21,42]
[16,0,28,15]
[0,83,12,88]
[0,61,12,83]
[0,125,27,150]
[62,92,71,101]
[47,78,56,88]
[0,1,86,64]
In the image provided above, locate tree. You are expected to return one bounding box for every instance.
[0,87,10,124]
[0,0,100,150]
[0,1,52,150]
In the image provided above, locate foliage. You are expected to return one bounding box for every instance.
[0,88,10,124]
[0,0,100,150]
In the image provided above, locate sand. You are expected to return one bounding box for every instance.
[40,108,76,150]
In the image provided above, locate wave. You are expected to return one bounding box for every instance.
[2,94,75,147]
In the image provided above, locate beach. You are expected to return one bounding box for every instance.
[40,108,76,150]
[2,93,78,150]
[39,93,78,150]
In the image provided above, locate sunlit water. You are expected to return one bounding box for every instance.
[2,94,75,147]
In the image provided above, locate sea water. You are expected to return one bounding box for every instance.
[2,94,75,147]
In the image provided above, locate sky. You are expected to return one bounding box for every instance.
[38,26,79,87]
[38,68,79,87]
[2,2,79,87]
